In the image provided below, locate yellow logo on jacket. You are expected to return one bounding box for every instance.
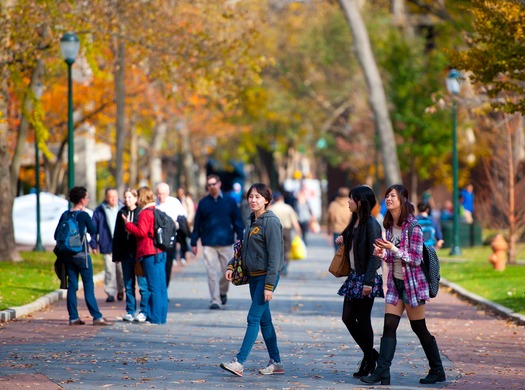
[250,227,260,236]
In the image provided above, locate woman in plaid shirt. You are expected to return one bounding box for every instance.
[361,184,446,386]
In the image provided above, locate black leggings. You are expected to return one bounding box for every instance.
[342,297,375,359]
[382,313,433,345]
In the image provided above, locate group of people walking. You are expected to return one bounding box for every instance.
[335,184,446,385]
[219,183,445,386]
[55,179,445,386]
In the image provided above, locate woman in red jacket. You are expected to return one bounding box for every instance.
[123,186,168,324]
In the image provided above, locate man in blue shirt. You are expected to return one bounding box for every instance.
[460,184,475,218]
[191,175,244,310]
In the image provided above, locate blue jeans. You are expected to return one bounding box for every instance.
[142,252,168,324]
[121,254,150,317]
[236,274,281,364]
[65,255,102,321]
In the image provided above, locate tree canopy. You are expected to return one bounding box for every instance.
[454,0,525,114]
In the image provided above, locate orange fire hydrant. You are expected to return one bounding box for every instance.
[489,234,508,271]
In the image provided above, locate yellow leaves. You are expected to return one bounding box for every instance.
[454,0,525,114]
[32,101,53,162]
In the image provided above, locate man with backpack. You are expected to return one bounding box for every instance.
[90,188,125,303]
[55,186,113,326]
[416,202,444,248]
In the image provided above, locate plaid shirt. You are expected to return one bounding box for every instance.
[383,216,429,307]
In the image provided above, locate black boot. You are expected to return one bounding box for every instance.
[420,336,446,384]
[353,349,379,377]
[360,337,396,385]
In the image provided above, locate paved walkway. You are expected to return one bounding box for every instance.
[0,233,523,389]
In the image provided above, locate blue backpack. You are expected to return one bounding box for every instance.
[54,211,85,256]
[417,217,437,247]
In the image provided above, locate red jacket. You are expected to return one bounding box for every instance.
[125,206,162,258]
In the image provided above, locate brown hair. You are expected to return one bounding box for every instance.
[206,174,221,183]
[137,186,155,207]
[124,188,138,198]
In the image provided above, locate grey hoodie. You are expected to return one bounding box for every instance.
[241,209,284,291]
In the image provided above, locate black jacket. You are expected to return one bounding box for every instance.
[54,256,68,289]
[344,215,382,286]
[112,206,141,262]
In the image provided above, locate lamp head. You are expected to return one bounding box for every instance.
[60,32,80,64]
[446,69,461,96]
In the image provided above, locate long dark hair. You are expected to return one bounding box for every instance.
[382,184,415,230]
[342,185,377,251]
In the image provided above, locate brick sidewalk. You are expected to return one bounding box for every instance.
[1,235,524,389]
[426,286,524,389]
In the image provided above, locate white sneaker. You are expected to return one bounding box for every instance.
[134,313,147,323]
[259,359,284,375]
[122,313,134,322]
[220,358,243,377]
[180,258,187,266]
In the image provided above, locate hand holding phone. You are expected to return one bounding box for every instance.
[374,238,391,250]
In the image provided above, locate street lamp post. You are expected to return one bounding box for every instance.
[446,69,462,255]
[60,32,80,190]
[33,83,45,252]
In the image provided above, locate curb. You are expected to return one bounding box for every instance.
[441,278,525,326]
[0,272,105,323]
[2,273,523,327]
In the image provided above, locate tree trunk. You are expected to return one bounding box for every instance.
[0,0,21,261]
[129,117,138,189]
[114,37,126,195]
[45,140,66,195]
[409,157,418,202]
[506,117,516,264]
[0,153,20,261]
[149,120,166,186]
[339,0,402,186]
[179,119,196,196]
[0,5,22,261]
[0,84,21,261]
[10,58,45,194]
[256,145,276,188]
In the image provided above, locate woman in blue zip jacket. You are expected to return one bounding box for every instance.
[220,183,285,377]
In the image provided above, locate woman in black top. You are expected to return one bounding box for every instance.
[335,185,383,378]
[112,188,149,322]
[57,186,112,326]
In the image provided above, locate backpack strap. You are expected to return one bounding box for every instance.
[145,207,160,263]
[407,219,420,240]
[407,219,427,269]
